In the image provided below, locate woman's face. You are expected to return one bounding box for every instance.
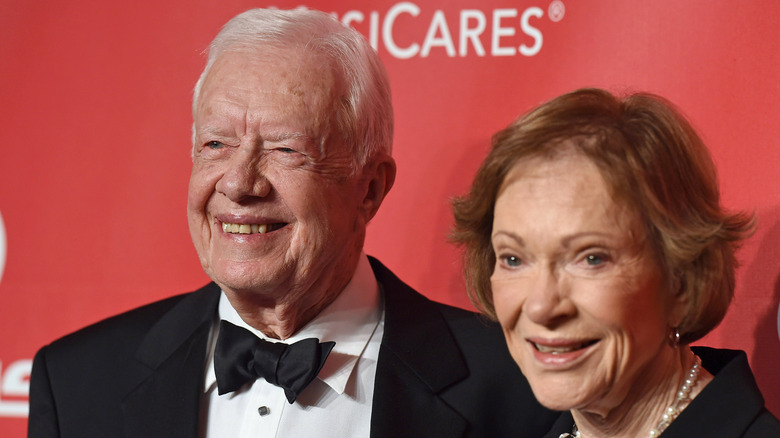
[490,152,685,415]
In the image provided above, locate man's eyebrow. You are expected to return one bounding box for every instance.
[196,125,232,138]
[194,127,319,149]
[262,131,310,142]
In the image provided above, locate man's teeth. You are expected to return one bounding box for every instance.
[222,223,269,234]
[534,342,593,354]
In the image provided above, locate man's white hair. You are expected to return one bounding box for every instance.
[191,8,394,169]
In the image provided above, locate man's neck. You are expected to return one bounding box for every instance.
[223,285,346,339]
[220,254,362,339]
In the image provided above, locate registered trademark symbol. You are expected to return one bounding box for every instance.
[549,0,565,22]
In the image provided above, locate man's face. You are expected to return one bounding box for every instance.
[188,47,371,302]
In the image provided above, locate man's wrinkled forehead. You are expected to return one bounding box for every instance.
[199,43,341,108]
[193,45,347,155]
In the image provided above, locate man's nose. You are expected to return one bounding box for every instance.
[523,268,575,327]
[215,149,271,202]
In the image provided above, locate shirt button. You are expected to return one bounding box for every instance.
[258,406,270,416]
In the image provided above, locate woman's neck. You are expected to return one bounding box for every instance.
[571,346,713,438]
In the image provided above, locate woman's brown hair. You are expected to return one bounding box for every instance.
[452,88,754,344]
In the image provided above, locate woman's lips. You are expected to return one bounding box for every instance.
[527,338,599,366]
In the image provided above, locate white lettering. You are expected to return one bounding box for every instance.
[519,7,544,56]
[421,10,456,57]
[369,11,380,50]
[335,3,556,59]
[2,360,30,396]
[491,9,517,56]
[459,10,487,57]
[0,359,32,418]
[383,2,421,59]
[341,10,364,27]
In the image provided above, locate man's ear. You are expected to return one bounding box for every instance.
[359,153,396,222]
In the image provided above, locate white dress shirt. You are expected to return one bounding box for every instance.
[199,253,385,438]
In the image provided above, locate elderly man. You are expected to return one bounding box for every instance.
[28,8,557,438]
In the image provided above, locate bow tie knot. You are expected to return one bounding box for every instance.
[214,320,335,403]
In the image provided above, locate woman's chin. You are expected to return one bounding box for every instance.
[526,379,589,412]
[535,394,576,412]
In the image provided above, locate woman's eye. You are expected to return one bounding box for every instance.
[584,253,605,266]
[503,255,523,267]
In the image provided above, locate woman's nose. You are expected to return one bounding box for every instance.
[522,268,576,327]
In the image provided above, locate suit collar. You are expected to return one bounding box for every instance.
[371,257,468,391]
[368,257,469,437]
[134,283,220,367]
[206,254,382,396]
[122,283,221,438]
[119,261,472,437]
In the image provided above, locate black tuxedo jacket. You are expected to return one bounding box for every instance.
[29,257,558,437]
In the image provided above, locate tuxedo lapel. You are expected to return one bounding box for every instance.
[369,258,469,438]
[121,283,221,438]
[115,264,471,437]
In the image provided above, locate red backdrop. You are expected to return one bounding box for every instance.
[2,1,779,435]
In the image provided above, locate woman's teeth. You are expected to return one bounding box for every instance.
[533,341,595,354]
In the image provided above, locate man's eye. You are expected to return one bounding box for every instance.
[585,254,605,266]
[207,141,225,149]
[277,147,295,153]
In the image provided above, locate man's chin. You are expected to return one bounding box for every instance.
[208,263,288,295]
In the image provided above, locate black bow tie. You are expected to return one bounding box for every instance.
[214,320,335,404]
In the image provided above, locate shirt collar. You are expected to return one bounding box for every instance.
[204,253,382,395]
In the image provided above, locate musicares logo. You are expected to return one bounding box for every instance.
[328,0,565,59]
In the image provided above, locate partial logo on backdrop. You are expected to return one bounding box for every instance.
[332,0,566,59]
[0,210,5,285]
[0,210,30,418]
[0,359,30,418]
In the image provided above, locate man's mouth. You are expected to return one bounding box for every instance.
[532,340,598,354]
[221,222,286,235]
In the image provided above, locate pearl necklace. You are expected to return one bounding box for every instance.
[560,355,702,438]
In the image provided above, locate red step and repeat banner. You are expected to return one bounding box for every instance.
[1,1,779,435]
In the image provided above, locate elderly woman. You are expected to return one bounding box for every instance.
[452,88,780,437]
